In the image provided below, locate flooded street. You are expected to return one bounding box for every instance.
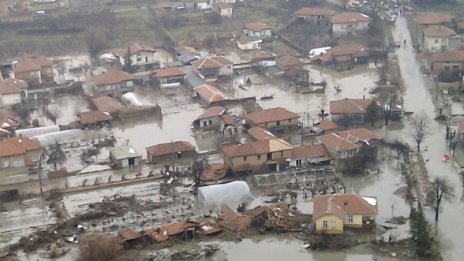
[389,15,464,260]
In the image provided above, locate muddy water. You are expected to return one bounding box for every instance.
[390,15,464,261]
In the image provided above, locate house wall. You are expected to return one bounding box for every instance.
[299,15,332,27]
[315,214,344,235]
[25,149,42,167]
[237,41,261,51]
[332,21,369,35]
[40,65,54,83]
[424,36,449,52]
[15,70,41,85]
[196,2,212,10]
[431,61,464,75]
[226,149,292,172]
[130,51,158,66]
[343,214,363,228]
[243,29,272,38]
[148,151,197,164]
[0,93,22,107]
[251,118,299,129]
[219,8,232,17]
[0,154,26,169]
[219,64,234,76]
[337,148,359,159]
[95,80,134,95]
[331,114,365,125]
[199,116,221,127]
[156,75,185,87]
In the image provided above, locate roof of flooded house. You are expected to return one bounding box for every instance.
[244,107,299,125]
[276,55,304,69]
[329,98,372,114]
[431,50,464,63]
[316,43,368,63]
[159,222,197,236]
[0,79,27,95]
[0,136,41,157]
[291,144,331,160]
[13,57,53,73]
[331,12,370,24]
[313,194,378,220]
[91,95,124,114]
[244,22,271,32]
[109,145,140,160]
[201,163,227,181]
[317,133,359,152]
[247,126,276,141]
[78,111,113,125]
[220,114,236,125]
[313,194,345,220]
[222,138,292,157]
[196,106,226,120]
[219,204,251,231]
[422,25,455,37]
[336,128,379,144]
[293,7,336,17]
[146,141,196,157]
[151,67,185,78]
[91,70,133,86]
[192,56,233,70]
[0,109,19,129]
[316,119,338,131]
[194,84,228,103]
[237,35,263,45]
[416,13,454,25]
[113,43,156,57]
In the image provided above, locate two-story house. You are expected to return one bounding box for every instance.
[0,136,42,170]
[192,56,234,81]
[244,107,299,133]
[222,138,293,173]
[329,98,374,125]
[0,79,28,107]
[421,25,456,52]
[114,43,158,70]
[13,57,54,86]
[90,70,134,96]
[293,7,336,27]
[243,22,272,39]
[430,50,464,75]
[313,194,378,235]
[331,12,370,36]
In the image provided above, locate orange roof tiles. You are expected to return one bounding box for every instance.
[244,107,299,125]
[316,119,338,131]
[0,136,41,157]
[79,111,113,125]
[422,25,455,37]
[152,67,185,78]
[317,133,359,152]
[146,141,196,157]
[313,194,378,220]
[330,98,373,114]
[291,144,331,160]
[91,70,133,86]
[331,12,370,24]
[196,106,225,120]
[192,56,233,70]
[416,14,454,25]
[431,50,464,63]
[293,7,336,17]
[247,126,276,141]
[194,84,228,103]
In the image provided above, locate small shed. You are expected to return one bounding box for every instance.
[109,145,141,168]
[79,111,113,129]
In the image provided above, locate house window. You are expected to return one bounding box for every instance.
[348,215,353,223]
[227,65,231,69]
[244,156,247,162]
[267,153,272,160]
[445,66,450,71]
[288,119,291,123]
[208,120,212,125]
[296,159,302,166]
[276,121,280,126]
[32,154,40,161]
[280,152,283,157]
[431,47,436,52]
[332,221,337,229]
[176,152,182,159]
[434,39,439,43]
[127,81,134,87]
[452,65,459,70]
[3,161,9,168]
[257,154,261,160]
[137,57,142,62]
[323,220,328,228]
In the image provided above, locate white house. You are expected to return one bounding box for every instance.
[243,22,272,39]
[0,79,27,107]
[422,25,456,52]
[194,0,212,10]
[114,43,158,68]
[214,3,232,17]
[331,12,370,35]
[237,36,263,50]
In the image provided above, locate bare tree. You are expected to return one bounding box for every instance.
[192,157,208,193]
[410,114,428,152]
[380,94,398,126]
[46,142,66,170]
[365,99,380,127]
[429,177,455,224]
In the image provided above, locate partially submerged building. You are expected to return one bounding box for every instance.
[146,141,196,164]
[151,67,185,87]
[90,70,134,96]
[244,107,299,133]
[194,106,226,128]
[78,111,113,129]
[0,136,42,170]
[109,145,141,168]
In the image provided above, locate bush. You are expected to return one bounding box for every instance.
[78,234,122,261]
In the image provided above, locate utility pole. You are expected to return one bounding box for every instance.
[39,154,43,196]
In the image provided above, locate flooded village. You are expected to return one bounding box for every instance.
[0,0,463,260]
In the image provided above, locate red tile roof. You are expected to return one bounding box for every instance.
[317,133,359,152]
[146,141,196,157]
[244,107,299,125]
[196,106,225,120]
[91,70,133,86]
[276,55,304,69]
[0,109,19,130]
[316,119,338,131]
[330,98,373,114]
[291,144,331,160]
[79,111,113,125]
[247,126,276,141]
[336,128,379,144]
[91,95,124,114]
[422,25,455,37]
[313,194,378,220]
[431,50,464,63]
[244,22,271,32]
[152,67,185,78]
[221,114,235,125]
[13,57,53,73]
[0,79,27,95]
[416,14,454,25]
[192,56,233,70]
[0,136,41,157]
[331,12,370,24]
[222,139,292,158]
[194,84,228,103]
[293,7,336,17]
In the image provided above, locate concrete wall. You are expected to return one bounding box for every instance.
[424,36,448,52]
[332,21,368,35]
[315,214,344,235]
[199,116,221,128]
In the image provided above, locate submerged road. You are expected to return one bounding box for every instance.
[388,15,464,261]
